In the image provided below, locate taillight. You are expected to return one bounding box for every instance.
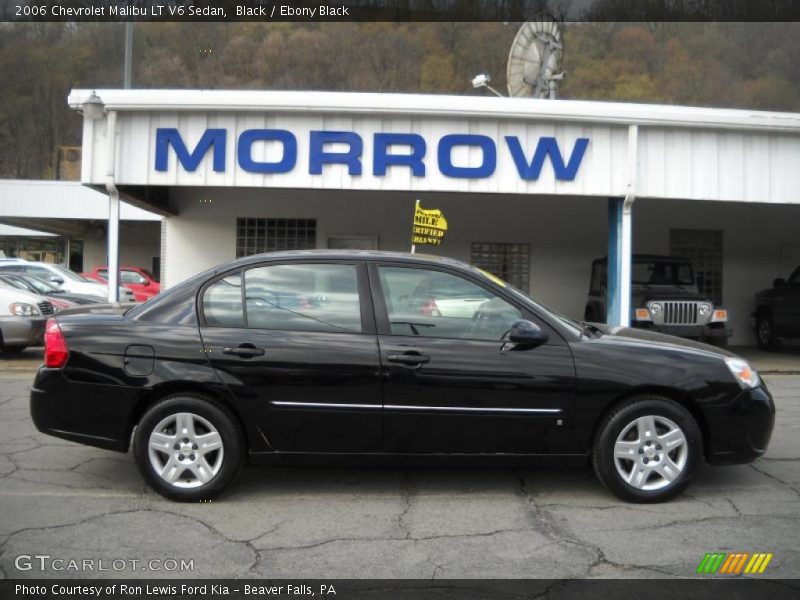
[44,319,69,368]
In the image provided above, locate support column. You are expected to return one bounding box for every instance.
[105,110,120,303]
[607,198,623,326]
[607,124,638,328]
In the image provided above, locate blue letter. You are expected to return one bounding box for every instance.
[437,134,496,179]
[505,136,589,181]
[309,131,362,175]
[373,133,426,177]
[237,129,297,173]
[155,128,226,172]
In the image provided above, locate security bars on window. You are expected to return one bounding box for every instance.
[236,218,317,258]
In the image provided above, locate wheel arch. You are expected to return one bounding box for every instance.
[126,382,260,454]
[590,386,710,460]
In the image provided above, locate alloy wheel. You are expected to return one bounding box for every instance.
[147,412,224,488]
[613,415,688,491]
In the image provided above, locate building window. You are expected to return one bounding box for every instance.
[470,242,531,292]
[236,218,317,258]
[669,229,723,306]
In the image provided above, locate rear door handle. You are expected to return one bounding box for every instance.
[222,345,265,358]
[386,352,430,367]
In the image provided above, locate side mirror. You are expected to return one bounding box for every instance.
[507,319,549,347]
[49,275,64,286]
[773,278,786,289]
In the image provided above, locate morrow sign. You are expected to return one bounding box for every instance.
[154,129,590,181]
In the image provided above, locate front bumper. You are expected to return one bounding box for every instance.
[705,383,776,465]
[0,316,46,347]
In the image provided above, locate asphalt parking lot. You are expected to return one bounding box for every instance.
[0,353,798,580]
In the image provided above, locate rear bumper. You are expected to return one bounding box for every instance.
[0,316,46,347]
[30,367,140,452]
[705,384,776,465]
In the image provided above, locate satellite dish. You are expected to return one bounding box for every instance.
[507,16,564,99]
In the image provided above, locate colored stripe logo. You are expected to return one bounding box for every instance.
[697,552,773,574]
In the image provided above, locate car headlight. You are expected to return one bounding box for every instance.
[724,357,760,389]
[9,302,39,316]
[698,303,712,317]
[648,302,662,316]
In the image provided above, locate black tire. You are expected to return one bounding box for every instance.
[756,311,780,350]
[133,393,244,502]
[592,396,702,503]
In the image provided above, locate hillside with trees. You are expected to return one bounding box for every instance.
[1,22,798,179]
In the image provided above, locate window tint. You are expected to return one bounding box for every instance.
[244,264,361,333]
[379,267,521,341]
[203,273,244,327]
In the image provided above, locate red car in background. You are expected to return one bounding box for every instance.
[82,266,160,302]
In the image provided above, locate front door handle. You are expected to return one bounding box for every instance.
[222,345,265,358]
[386,352,430,368]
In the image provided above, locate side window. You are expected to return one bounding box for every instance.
[244,263,362,333]
[98,269,108,279]
[378,267,521,341]
[121,270,147,285]
[203,273,244,327]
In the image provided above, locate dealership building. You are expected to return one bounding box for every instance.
[67,89,800,344]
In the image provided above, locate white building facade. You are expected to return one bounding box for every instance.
[68,90,800,344]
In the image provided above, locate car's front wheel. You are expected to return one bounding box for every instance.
[592,396,702,503]
[133,394,244,501]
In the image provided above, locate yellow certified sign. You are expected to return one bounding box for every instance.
[412,202,448,246]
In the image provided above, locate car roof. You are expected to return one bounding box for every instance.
[222,250,473,270]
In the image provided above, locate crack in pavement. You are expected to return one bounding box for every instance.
[750,463,800,498]
[0,506,261,576]
[513,470,684,577]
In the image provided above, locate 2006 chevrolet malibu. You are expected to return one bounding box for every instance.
[30,251,775,503]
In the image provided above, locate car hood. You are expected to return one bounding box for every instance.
[587,322,735,359]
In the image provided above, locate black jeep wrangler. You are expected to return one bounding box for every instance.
[585,254,731,345]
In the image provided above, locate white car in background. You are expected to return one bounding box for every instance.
[0,283,54,353]
[0,260,135,302]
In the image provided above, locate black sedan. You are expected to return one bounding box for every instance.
[30,251,775,503]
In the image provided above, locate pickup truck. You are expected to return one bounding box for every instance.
[753,264,800,349]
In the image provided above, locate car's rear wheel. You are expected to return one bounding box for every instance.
[133,394,244,502]
[592,396,701,503]
[756,312,780,350]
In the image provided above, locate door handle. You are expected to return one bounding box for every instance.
[386,352,430,367]
[222,345,265,358]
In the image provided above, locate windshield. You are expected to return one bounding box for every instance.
[469,265,584,338]
[23,275,59,293]
[632,261,694,286]
[51,264,92,283]
[140,269,159,283]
